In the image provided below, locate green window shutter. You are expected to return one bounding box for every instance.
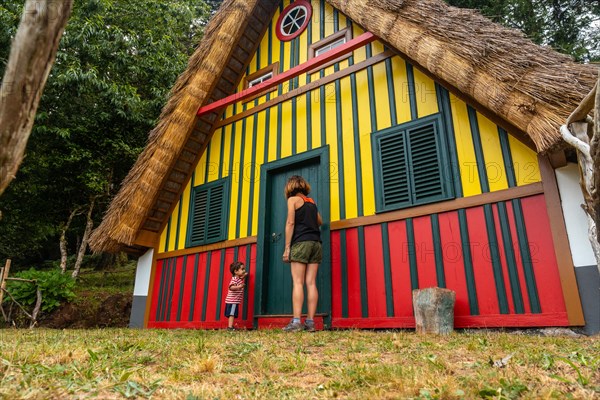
[373,113,454,213]
[187,178,229,247]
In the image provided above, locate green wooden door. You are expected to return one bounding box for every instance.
[263,160,327,315]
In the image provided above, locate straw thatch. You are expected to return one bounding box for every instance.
[90,0,598,253]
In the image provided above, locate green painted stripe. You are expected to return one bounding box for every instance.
[235,105,248,239]
[164,217,171,252]
[174,194,183,251]
[188,253,200,321]
[215,249,226,321]
[497,201,524,313]
[512,198,541,313]
[381,223,395,317]
[340,230,349,318]
[264,106,271,163]
[366,44,378,132]
[458,209,479,315]
[385,58,398,126]
[268,21,272,65]
[289,39,296,91]
[333,7,339,31]
[204,141,211,183]
[184,173,195,249]
[256,38,261,70]
[201,251,212,321]
[436,84,463,198]
[405,62,418,120]
[498,127,517,187]
[227,105,237,179]
[247,113,258,237]
[335,78,346,220]
[350,72,364,217]
[431,214,446,288]
[155,258,168,321]
[176,256,187,321]
[483,204,509,314]
[218,128,225,179]
[358,226,369,317]
[320,0,325,40]
[467,106,490,193]
[406,218,419,290]
[243,244,251,320]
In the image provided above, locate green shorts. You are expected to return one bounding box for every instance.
[290,241,322,264]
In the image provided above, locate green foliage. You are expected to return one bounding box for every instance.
[0,0,212,265]
[4,269,76,312]
[445,0,600,62]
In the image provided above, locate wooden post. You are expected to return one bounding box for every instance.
[413,287,456,334]
[0,259,11,305]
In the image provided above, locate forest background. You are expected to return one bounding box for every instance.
[0,0,599,273]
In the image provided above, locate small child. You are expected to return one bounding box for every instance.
[224,261,248,330]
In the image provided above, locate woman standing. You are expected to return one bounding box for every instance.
[282,175,322,332]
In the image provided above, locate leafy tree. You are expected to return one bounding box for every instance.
[0,0,211,267]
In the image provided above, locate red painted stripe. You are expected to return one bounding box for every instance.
[330,231,343,319]
[465,206,500,315]
[454,312,569,327]
[492,204,516,314]
[178,255,196,322]
[387,220,413,318]
[412,215,438,289]
[205,250,222,323]
[192,252,207,322]
[364,225,387,318]
[331,317,415,329]
[244,244,257,326]
[438,211,470,317]
[148,259,164,322]
[197,32,376,116]
[520,195,567,313]
[505,201,531,314]
[345,228,363,318]
[168,256,184,321]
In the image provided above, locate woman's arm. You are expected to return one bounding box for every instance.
[283,197,297,262]
[317,212,323,226]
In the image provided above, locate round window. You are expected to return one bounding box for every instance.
[276,1,312,42]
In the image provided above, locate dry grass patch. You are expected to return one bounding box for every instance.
[0,329,598,399]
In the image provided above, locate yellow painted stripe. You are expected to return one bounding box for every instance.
[372,40,385,56]
[159,224,167,253]
[450,95,482,197]
[178,181,192,250]
[252,110,267,236]
[311,87,322,149]
[325,81,340,221]
[221,126,232,178]
[168,203,179,251]
[195,152,207,186]
[281,100,293,158]
[372,61,392,130]
[207,129,221,183]
[228,120,243,240]
[324,3,335,37]
[477,113,509,192]
[391,55,412,125]
[413,68,439,118]
[239,116,254,238]
[352,24,367,64]
[340,76,358,219]
[271,8,281,68]
[268,104,278,162]
[310,0,320,44]
[296,94,308,154]
[355,68,376,216]
[509,135,541,185]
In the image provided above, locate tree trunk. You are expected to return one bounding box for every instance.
[72,197,96,279]
[59,208,79,274]
[412,287,456,334]
[0,0,74,196]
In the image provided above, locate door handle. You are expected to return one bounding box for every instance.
[271,232,281,243]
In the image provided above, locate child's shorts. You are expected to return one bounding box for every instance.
[224,303,240,318]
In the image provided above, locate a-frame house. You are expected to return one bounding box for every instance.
[90,0,599,333]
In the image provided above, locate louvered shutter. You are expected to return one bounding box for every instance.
[379,131,411,210]
[407,123,446,203]
[187,178,229,247]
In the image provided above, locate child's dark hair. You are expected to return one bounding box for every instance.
[229,261,245,275]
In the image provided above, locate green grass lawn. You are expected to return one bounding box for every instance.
[0,329,598,399]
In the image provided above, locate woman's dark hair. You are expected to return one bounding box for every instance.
[284,175,311,198]
[229,261,245,275]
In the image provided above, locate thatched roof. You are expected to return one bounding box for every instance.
[90,0,598,253]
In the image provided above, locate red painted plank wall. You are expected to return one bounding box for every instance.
[148,244,256,329]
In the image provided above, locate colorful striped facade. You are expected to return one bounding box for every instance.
[139,0,584,330]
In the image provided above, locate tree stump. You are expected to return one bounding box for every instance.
[413,287,456,334]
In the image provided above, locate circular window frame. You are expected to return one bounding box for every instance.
[276,1,312,42]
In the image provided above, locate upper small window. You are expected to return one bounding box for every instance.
[315,37,346,57]
[308,28,353,73]
[276,0,312,41]
[248,72,273,88]
[243,62,279,102]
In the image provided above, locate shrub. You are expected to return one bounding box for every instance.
[4,269,76,313]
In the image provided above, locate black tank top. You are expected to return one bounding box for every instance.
[291,195,321,244]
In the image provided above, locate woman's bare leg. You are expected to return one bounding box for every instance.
[290,262,307,319]
[305,263,319,320]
